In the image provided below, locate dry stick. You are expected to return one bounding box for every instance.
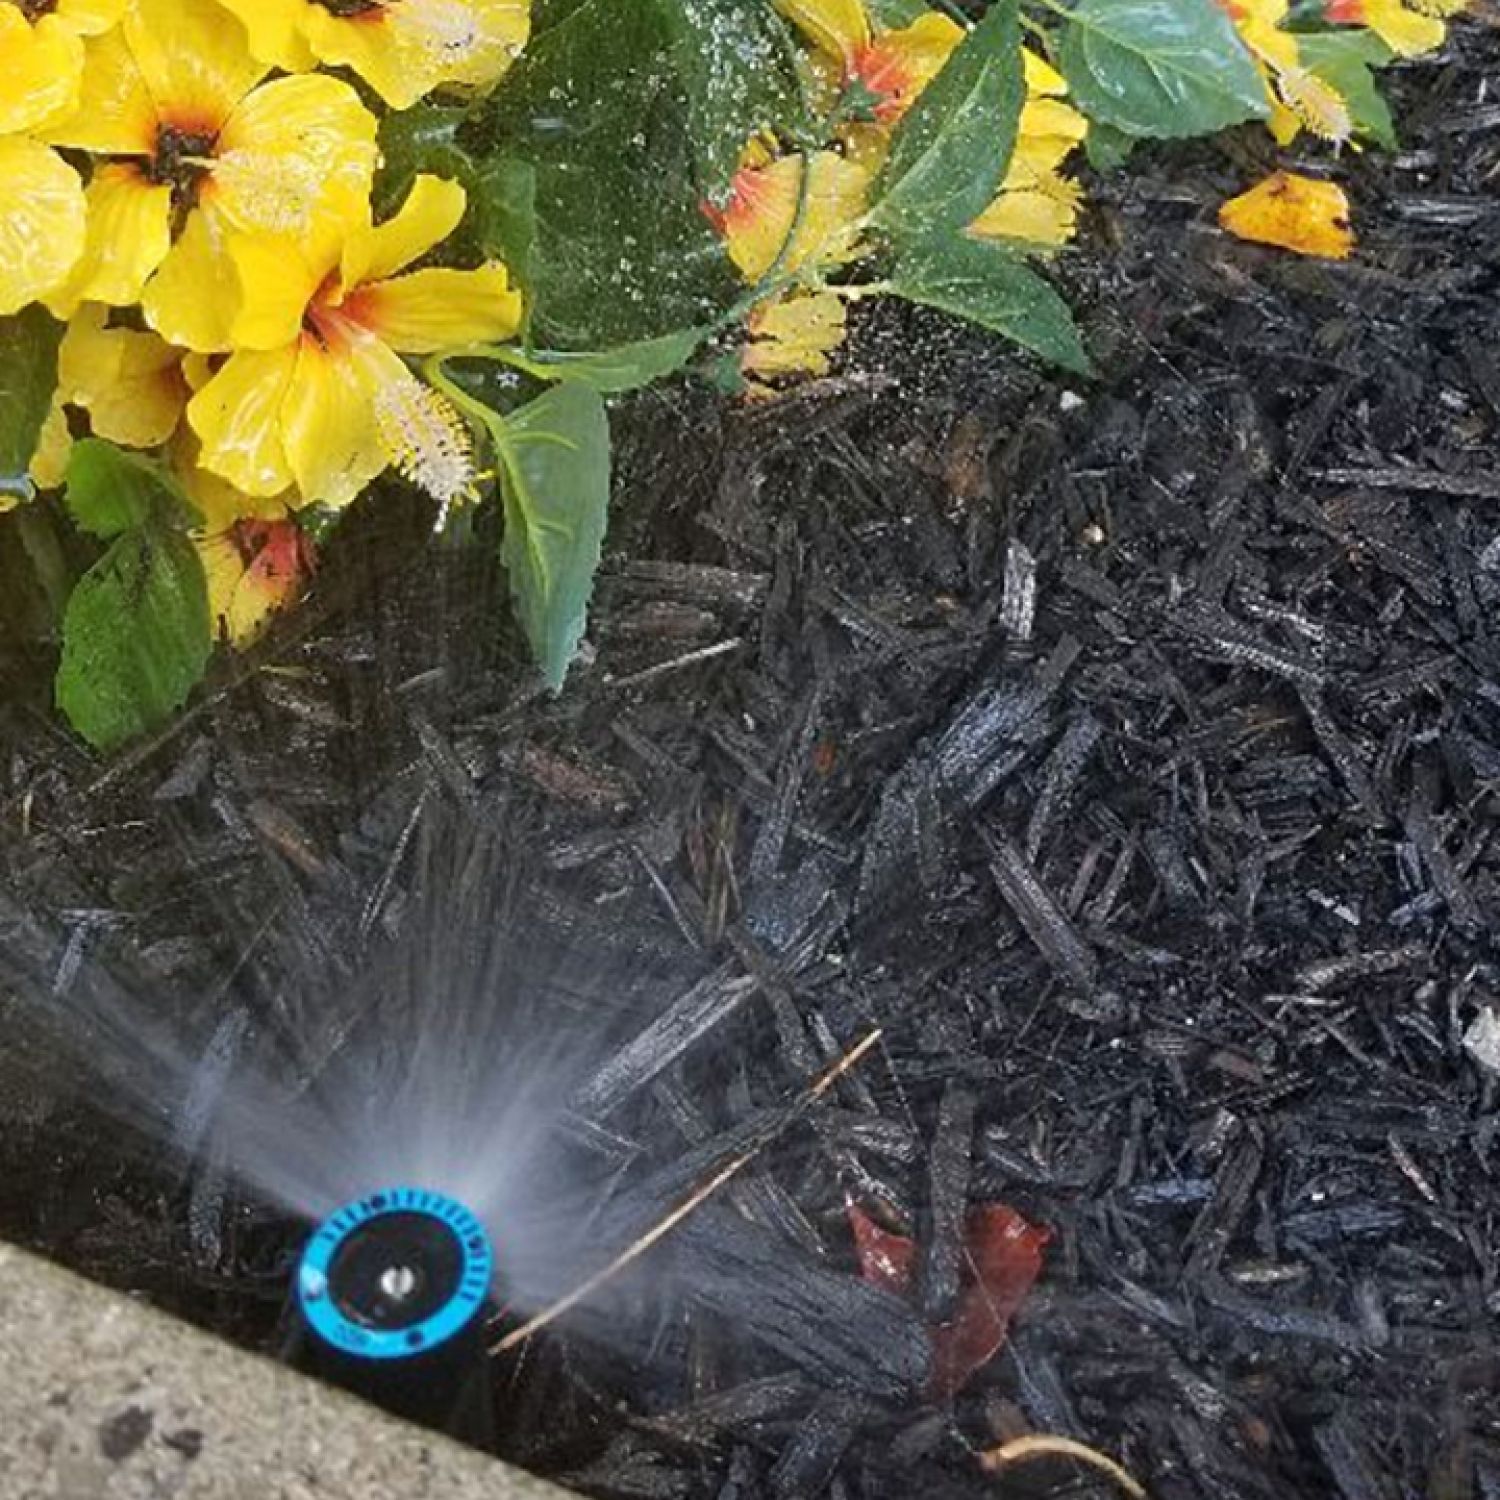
[979,1435,1148,1500]
[491,1028,884,1355]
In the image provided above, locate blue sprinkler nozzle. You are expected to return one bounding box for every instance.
[297,1186,494,1363]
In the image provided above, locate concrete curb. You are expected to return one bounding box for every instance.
[0,1242,578,1500]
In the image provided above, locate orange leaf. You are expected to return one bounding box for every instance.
[1219,171,1354,260]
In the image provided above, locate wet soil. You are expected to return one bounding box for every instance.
[4,26,1500,1500]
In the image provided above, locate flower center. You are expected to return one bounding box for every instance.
[149,125,219,211]
[14,0,60,20]
[312,0,384,14]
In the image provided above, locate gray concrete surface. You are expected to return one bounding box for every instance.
[0,1241,578,1500]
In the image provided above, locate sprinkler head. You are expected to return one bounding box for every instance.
[297,1187,493,1363]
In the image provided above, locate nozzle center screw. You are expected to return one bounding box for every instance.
[380,1264,419,1302]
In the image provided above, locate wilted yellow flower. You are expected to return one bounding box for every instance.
[213,0,531,110]
[189,176,522,511]
[1323,0,1461,55]
[43,0,379,348]
[742,291,848,386]
[708,149,873,283]
[1220,170,1355,259]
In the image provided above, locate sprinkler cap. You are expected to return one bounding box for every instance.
[297,1187,493,1361]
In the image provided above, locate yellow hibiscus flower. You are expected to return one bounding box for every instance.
[0,136,86,315]
[41,0,379,350]
[1216,0,1351,144]
[212,0,531,110]
[188,175,523,512]
[0,0,124,136]
[741,290,848,390]
[1324,0,1457,56]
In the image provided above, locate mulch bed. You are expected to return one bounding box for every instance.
[4,28,1500,1500]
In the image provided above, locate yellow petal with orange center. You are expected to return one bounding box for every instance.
[195,515,309,646]
[0,10,84,135]
[1219,170,1354,259]
[0,139,87,317]
[141,208,244,353]
[719,150,872,283]
[210,0,317,72]
[123,0,267,136]
[56,308,187,450]
[44,164,172,318]
[44,25,158,155]
[301,0,531,112]
[225,231,332,353]
[340,175,469,291]
[771,0,870,63]
[189,346,298,497]
[213,72,379,240]
[850,13,964,122]
[1353,0,1446,55]
[279,329,389,510]
[344,265,523,353]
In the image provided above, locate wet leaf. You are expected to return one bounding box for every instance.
[64,439,176,540]
[56,524,210,750]
[1219,170,1354,259]
[498,382,611,688]
[525,327,705,392]
[847,1201,1050,1399]
[890,235,1091,374]
[1058,0,1268,138]
[872,0,1025,239]
[0,305,64,505]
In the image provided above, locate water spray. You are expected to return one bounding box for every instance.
[292,1186,497,1443]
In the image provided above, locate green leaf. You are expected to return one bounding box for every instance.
[474,157,539,327]
[890,235,1091,374]
[55,523,211,750]
[469,0,735,348]
[1296,32,1396,149]
[1058,0,1268,139]
[497,382,611,688]
[0,305,64,505]
[866,0,928,23]
[375,104,477,218]
[872,0,1025,239]
[524,328,705,392]
[1084,120,1143,171]
[661,0,808,196]
[63,439,178,540]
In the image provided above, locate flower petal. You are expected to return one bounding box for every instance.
[45,163,172,317]
[123,0,267,134]
[277,329,390,510]
[196,515,311,647]
[344,264,522,353]
[141,208,244,353]
[341,175,468,290]
[55,0,129,35]
[210,0,316,72]
[43,23,157,155]
[0,139,86,317]
[1219,170,1354,259]
[57,307,187,450]
[29,402,74,493]
[0,10,84,135]
[742,291,847,381]
[189,346,298,497]
[214,73,379,241]
[717,151,872,283]
[771,0,870,63]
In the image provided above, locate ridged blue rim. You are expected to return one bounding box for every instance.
[297,1186,493,1362]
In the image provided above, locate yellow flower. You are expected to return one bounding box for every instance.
[970,50,1088,248]
[0,136,86,314]
[212,0,531,110]
[1215,0,1351,145]
[0,0,123,136]
[189,176,522,512]
[742,290,847,387]
[42,0,379,350]
[1324,0,1450,56]
[709,149,874,283]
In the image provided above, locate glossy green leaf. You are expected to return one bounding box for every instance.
[475,157,539,330]
[63,439,177,540]
[470,0,734,348]
[890,235,1091,374]
[0,305,63,505]
[1084,120,1143,171]
[1296,32,1396,148]
[498,382,611,689]
[872,0,1025,239]
[375,104,477,218]
[866,0,927,23]
[525,327,706,392]
[1058,0,1268,138]
[56,524,210,750]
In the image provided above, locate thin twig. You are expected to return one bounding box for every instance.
[979,1435,1148,1499]
[491,1029,884,1354]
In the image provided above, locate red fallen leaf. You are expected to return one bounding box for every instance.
[847,1200,1049,1400]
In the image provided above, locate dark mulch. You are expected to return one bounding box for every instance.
[5,28,1500,1500]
